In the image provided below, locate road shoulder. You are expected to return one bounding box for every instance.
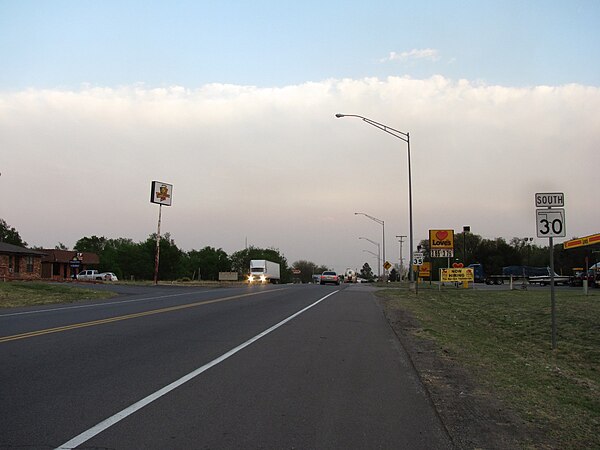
[377,294,548,449]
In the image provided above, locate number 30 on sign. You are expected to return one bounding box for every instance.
[536,209,566,238]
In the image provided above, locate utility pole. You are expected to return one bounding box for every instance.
[396,235,406,280]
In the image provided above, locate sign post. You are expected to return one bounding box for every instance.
[151,181,173,285]
[535,192,565,350]
[429,229,455,287]
[412,252,423,294]
[69,255,82,278]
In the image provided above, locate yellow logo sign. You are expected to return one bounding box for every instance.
[429,229,454,250]
[419,262,431,278]
[563,233,600,249]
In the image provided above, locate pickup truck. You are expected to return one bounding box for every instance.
[76,270,118,281]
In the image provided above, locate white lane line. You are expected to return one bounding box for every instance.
[55,289,339,450]
[0,288,239,317]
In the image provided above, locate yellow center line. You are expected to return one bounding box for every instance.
[0,288,287,344]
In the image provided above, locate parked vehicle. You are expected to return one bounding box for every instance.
[76,270,101,281]
[98,272,118,281]
[529,270,570,286]
[76,270,118,281]
[570,264,600,288]
[591,263,600,288]
[320,271,340,285]
[248,260,280,284]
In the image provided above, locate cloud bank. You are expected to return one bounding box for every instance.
[380,49,440,63]
[1,76,598,271]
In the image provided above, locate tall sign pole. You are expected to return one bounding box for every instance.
[150,181,173,285]
[154,204,162,285]
[535,192,566,350]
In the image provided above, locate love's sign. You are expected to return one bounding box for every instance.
[429,229,454,250]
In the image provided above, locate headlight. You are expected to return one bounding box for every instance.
[260,275,266,282]
[248,275,254,282]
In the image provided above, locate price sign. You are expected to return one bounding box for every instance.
[536,208,566,238]
[430,249,454,258]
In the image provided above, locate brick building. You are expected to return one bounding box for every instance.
[0,242,45,281]
[40,249,100,281]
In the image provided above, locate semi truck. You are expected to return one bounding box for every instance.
[248,260,281,284]
[468,264,570,286]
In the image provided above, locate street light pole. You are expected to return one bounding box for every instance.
[338,114,414,286]
[355,212,385,279]
[359,237,381,278]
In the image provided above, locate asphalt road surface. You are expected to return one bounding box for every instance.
[1,284,452,449]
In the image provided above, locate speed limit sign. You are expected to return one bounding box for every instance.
[536,208,566,238]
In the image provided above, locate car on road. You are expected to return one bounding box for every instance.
[320,271,340,285]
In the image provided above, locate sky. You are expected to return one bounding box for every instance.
[1,0,599,274]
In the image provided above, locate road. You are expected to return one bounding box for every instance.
[1,284,452,449]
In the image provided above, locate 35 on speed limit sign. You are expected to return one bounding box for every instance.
[536,208,566,238]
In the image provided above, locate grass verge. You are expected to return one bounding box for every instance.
[0,281,116,308]
[377,285,599,449]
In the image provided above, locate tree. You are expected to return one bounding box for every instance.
[453,231,483,266]
[388,267,399,282]
[291,260,329,283]
[359,262,374,281]
[142,233,184,280]
[185,247,231,281]
[101,237,149,280]
[0,219,27,247]
[74,235,108,254]
[55,242,69,250]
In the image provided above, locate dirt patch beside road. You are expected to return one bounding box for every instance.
[380,298,552,449]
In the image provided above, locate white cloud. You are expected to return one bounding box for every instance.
[380,48,440,63]
[0,76,598,273]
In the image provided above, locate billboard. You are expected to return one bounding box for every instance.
[150,181,173,206]
[440,268,474,282]
[429,229,454,250]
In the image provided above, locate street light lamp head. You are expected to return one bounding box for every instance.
[335,113,345,118]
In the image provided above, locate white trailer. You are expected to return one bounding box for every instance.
[248,260,281,284]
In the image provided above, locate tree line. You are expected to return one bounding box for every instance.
[2,219,598,282]
[73,234,298,282]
